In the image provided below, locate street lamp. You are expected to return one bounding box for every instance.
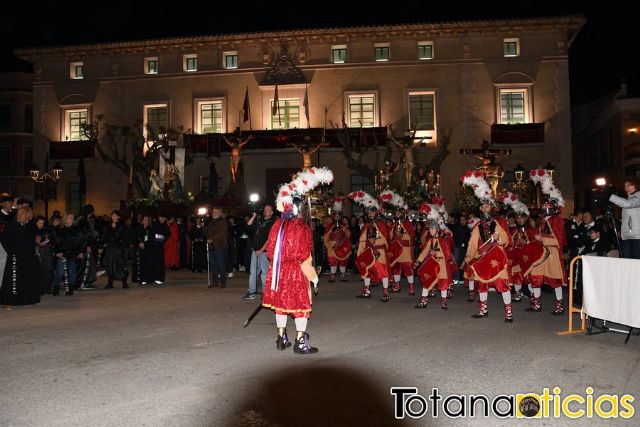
[545,162,555,179]
[514,163,526,182]
[29,153,63,221]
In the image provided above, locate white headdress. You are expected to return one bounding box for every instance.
[498,191,530,217]
[461,170,494,204]
[348,191,380,210]
[529,168,564,207]
[275,167,334,212]
[378,189,408,210]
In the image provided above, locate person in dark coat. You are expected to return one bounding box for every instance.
[75,204,99,288]
[207,207,228,288]
[52,213,87,296]
[1,207,42,306]
[103,210,128,289]
[139,214,170,285]
[177,217,188,269]
[188,217,208,272]
[35,215,53,295]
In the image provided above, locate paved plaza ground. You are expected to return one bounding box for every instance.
[1,270,638,426]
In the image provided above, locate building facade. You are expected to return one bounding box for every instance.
[0,72,34,200]
[572,82,640,212]
[17,16,584,216]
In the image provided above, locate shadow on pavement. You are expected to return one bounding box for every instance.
[224,364,417,427]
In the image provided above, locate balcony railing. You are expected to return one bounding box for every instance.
[491,123,545,145]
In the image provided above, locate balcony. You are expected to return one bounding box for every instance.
[491,123,545,145]
[49,140,95,159]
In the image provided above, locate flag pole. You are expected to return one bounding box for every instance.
[247,86,252,131]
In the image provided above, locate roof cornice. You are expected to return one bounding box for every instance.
[15,15,585,61]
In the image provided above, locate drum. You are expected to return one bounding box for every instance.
[519,241,550,276]
[333,239,351,259]
[416,256,440,291]
[387,239,404,266]
[469,244,508,282]
[356,247,376,277]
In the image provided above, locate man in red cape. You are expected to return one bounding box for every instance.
[355,204,391,301]
[323,210,351,282]
[414,210,456,309]
[389,209,416,295]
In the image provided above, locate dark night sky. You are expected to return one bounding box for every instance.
[2,1,637,106]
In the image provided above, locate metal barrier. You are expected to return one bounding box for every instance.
[556,256,586,336]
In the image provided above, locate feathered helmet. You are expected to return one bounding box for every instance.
[461,169,494,205]
[349,191,380,211]
[275,167,334,216]
[430,195,449,222]
[378,189,408,211]
[418,203,447,230]
[529,167,564,214]
[333,194,346,214]
[498,191,530,217]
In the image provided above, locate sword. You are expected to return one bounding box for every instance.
[308,196,318,296]
[243,303,263,328]
[206,242,212,288]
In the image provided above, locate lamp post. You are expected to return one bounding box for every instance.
[29,153,63,221]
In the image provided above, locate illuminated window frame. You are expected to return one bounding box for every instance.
[70,62,84,80]
[183,54,198,72]
[63,108,89,141]
[418,41,434,60]
[374,43,390,62]
[143,103,169,153]
[407,90,437,143]
[195,98,225,134]
[145,57,159,75]
[345,92,378,128]
[331,45,347,64]
[503,38,520,57]
[496,86,532,124]
[223,51,238,69]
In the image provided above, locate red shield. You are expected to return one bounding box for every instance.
[519,241,550,276]
[417,256,440,291]
[356,247,376,277]
[334,239,351,259]
[470,245,508,282]
[387,240,404,266]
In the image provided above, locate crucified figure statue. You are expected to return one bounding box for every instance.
[290,140,328,170]
[222,131,252,184]
[460,140,511,198]
[390,136,419,189]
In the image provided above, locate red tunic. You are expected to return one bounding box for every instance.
[164,221,180,268]
[262,218,313,318]
[390,220,415,277]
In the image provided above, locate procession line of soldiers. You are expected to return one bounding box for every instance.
[343,168,569,323]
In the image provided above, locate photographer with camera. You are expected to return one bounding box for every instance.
[609,178,640,259]
[242,204,276,300]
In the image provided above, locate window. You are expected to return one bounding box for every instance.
[145,57,159,74]
[350,175,375,216]
[65,109,88,140]
[67,182,85,216]
[499,88,529,124]
[183,54,198,72]
[331,45,347,63]
[271,99,300,129]
[347,94,376,128]
[0,104,10,126]
[198,101,223,133]
[418,41,433,60]
[408,91,436,142]
[503,38,520,57]
[70,62,83,79]
[223,51,238,69]
[0,146,11,170]
[144,104,168,140]
[24,104,33,133]
[374,43,390,62]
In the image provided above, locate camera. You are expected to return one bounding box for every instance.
[248,193,261,215]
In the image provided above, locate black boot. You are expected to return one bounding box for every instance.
[65,287,74,296]
[294,333,318,354]
[105,279,114,289]
[276,330,292,350]
[122,272,129,289]
[52,288,60,296]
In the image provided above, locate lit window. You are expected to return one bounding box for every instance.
[499,88,529,124]
[223,51,238,69]
[271,99,300,130]
[145,57,159,74]
[374,44,390,62]
[198,101,223,133]
[348,94,376,128]
[184,54,198,72]
[331,45,347,63]
[65,109,88,140]
[70,62,84,79]
[408,91,436,142]
[143,104,168,152]
[503,38,520,57]
[418,41,433,60]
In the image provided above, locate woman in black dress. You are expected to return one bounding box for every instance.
[35,215,53,295]
[103,210,128,289]
[0,207,41,306]
[189,217,208,272]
